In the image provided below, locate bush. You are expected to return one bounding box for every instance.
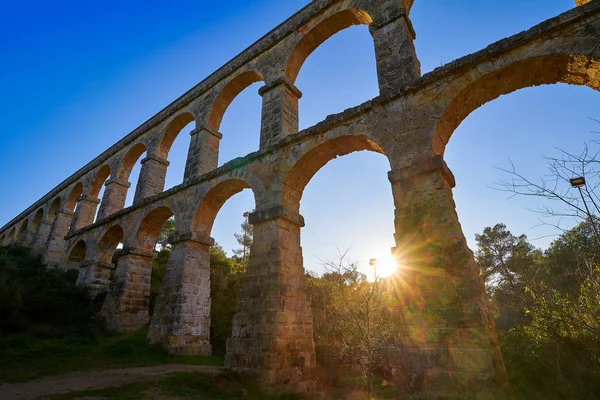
[0,244,94,337]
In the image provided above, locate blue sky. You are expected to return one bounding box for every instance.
[1,0,598,276]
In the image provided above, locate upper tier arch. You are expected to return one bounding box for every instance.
[432,50,600,155]
[285,9,373,85]
[207,71,265,132]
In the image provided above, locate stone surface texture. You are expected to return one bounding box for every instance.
[2,0,600,397]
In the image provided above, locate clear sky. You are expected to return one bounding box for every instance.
[1,0,598,277]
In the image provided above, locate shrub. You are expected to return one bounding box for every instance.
[0,244,94,337]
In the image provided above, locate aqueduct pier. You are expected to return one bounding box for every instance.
[2,0,599,397]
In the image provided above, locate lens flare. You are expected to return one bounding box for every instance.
[373,253,399,278]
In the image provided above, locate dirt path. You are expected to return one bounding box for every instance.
[0,364,224,400]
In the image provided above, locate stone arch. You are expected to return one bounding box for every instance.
[90,165,111,197]
[285,9,373,84]
[0,234,5,245]
[135,206,175,252]
[67,240,87,264]
[118,143,147,181]
[17,219,29,242]
[157,112,196,159]
[30,208,44,238]
[193,178,256,237]
[7,227,17,243]
[47,197,62,224]
[97,225,124,264]
[282,134,388,213]
[433,53,600,155]
[207,71,265,132]
[65,183,84,212]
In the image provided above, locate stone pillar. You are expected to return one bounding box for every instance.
[225,205,316,393]
[149,233,213,356]
[71,195,101,230]
[76,260,115,297]
[370,9,421,95]
[99,247,155,332]
[388,154,508,399]
[258,78,302,149]
[44,209,75,266]
[133,155,170,203]
[97,179,131,220]
[183,126,222,182]
[33,221,53,253]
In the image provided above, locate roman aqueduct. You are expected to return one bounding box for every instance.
[2,0,599,397]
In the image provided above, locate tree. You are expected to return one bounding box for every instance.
[209,243,245,354]
[307,253,394,394]
[476,223,539,289]
[497,119,600,237]
[475,224,541,330]
[474,223,600,399]
[154,217,175,251]
[232,212,253,266]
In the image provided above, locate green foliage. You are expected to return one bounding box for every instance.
[150,248,171,314]
[307,256,395,392]
[477,222,600,399]
[44,371,301,400]
[0,328,223,382]
[232,213,253,265]
[0,244,94,336]
[43,382,152,400]
[154,217,175,251]
[210,244,245,354]
[160,371,301,399]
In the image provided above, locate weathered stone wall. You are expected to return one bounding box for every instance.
[2,0,600,397]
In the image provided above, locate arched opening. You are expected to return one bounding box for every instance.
[133,207,175,316]
[285,9,373,85]
[434,54,600,155]
[30,208,44,243]
[94,224,125,289]
[432,53,600,245]
[409,2,575,75]
[287,9,377,130]
[193,179,255,354]
[283,135,386,213]
[436,55,600,397]
[298,146,395,273]
[7,227,17,244]
[98,225,124,264]
[66,240,87,270]
[65,183,84,214]
[47,197,62,225]
[120,144,147,208]
[136,206,174,253]
[17,219,29,242]
[158,113,195,191]
[282,135,396,388]
[90,165,111,222]
[445,84,600,249]
[210,72,264,166]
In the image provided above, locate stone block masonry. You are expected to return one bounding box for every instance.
[2,0,600,397]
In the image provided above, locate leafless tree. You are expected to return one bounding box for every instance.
[495,119,600,240]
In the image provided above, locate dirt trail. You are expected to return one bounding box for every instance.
[0,364,223,400]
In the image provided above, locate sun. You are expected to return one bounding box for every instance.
[371,253,399,279]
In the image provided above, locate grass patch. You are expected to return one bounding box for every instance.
[159,372,301,399]
[0,328,223,383]
[41,372,302,400]
[43,381,152,400]
[36,371,397,400]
